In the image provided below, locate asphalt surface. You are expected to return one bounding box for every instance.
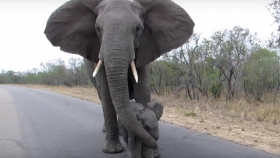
[0,85,279,158]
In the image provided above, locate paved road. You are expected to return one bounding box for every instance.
[0,85,279,158]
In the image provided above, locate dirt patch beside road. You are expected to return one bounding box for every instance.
[161,106,280,155]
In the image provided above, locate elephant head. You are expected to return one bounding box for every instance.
[44,0,194,148]
[136,100,163,141]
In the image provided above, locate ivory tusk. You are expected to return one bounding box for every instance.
[131,61,138,83]
[92,60,102,77]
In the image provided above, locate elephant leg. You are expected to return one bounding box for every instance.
[96,90,106,133]
[95,87,106,133]
[132,66,151,106]
[128,133,142,158]
[119,122,128,146]
[84,59,107,133]
[95,78,107,133]
[153,148,160,158]
[96,67,124,153]
[98,94,107,133]
[141,145,154,158]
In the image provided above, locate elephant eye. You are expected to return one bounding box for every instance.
[135,24,142,33]
[95,25,101,37]
[144,124,150,130]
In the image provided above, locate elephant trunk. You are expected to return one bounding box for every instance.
[150,130,159,141]
[104,58,157,148]
[101,26,157,147]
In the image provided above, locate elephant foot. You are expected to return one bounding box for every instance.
[154,148,160,158]
[102,139,124,153]
[142,147,154,158]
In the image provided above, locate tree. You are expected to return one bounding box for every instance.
[67,57,88,86]
[177,34,212,100]
[207,26,259,101]
[2,70,21,84]
[243,48,279,102]
[38,59,67,85]
[271,57,280,104]
[267,0,280,46]
[0,58,90,87]
[149,61,177,95]
[162,33,222,100]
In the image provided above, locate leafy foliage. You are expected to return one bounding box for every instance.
[150,26,280,103]
[267,0,280,46]
[0,58,90,87]
[243,49,279,102]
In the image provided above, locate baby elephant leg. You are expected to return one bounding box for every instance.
[153,148,160,158]
[128,133,142,158]
[142,145,154,158]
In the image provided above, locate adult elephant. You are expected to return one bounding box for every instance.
[44,0,194,154]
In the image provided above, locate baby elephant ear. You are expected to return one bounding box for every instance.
[136,109,143,122]
[147,100,163,120]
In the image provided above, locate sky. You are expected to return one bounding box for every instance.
[0,0,278,72]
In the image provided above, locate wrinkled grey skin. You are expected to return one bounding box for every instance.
[44,0,194,154]
[119,100,163,158]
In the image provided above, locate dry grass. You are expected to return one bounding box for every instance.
[13,84,280,156]
[154,95,280,156]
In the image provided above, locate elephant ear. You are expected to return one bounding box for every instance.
[44,0,102,63]
[147,99,163,120]
[135,0,195,67]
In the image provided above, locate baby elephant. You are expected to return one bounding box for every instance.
[119,100,163,158]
